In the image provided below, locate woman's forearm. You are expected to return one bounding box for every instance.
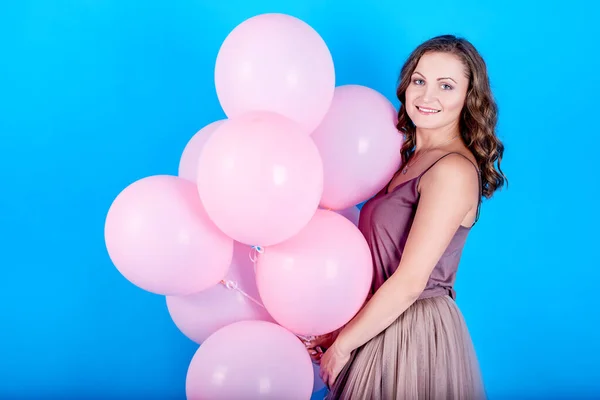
[335,272,423,355]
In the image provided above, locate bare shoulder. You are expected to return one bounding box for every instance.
[418,152,479,197]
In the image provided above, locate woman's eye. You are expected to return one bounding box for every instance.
[441,83,454,90]
[413,79,424,85]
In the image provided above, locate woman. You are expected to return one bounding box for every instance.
[306,35,506,399]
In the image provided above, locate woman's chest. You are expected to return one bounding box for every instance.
[360,185,419,235]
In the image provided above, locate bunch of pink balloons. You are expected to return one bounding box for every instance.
[103,12,404,399]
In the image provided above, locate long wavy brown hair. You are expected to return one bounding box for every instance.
[396,35,506,198]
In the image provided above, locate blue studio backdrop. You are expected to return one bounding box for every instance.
[1,1,598,399]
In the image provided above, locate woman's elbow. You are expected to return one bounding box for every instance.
[406,282,426,300]
[391,274,427,301]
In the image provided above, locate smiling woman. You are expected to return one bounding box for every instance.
[314,35,507,400]
[407,53,466,122]
[397,36,506,198]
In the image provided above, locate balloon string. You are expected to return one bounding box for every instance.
[219,279,315,342]
[249,245,264,263]
[220,279,266,309]
[239,245,316,343]
[297,333,316,342]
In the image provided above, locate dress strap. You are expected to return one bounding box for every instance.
[418,152,482,225]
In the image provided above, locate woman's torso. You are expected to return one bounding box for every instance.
[358,151,481,299]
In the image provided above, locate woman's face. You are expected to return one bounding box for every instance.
[405,51,470,131]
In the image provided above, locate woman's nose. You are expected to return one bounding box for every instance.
[421,87,438,104]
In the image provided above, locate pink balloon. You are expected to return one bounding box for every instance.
[186,320,313,400]
[312,85,404,210]
[166,242,274,344]
[214,13,335,133]
[104,175,234,296]
[334,205,360,226]
[197,111,323,247]
[256,209,373,336]
[178,120,226,182]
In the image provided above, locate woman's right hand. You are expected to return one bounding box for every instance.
[303,331,339,364]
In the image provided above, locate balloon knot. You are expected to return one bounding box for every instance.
[251,245,264,253]
[221,280,238,290]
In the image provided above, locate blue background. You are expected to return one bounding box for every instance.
[1,1,598,399]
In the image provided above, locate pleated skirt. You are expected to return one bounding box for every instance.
[325,295,486,400]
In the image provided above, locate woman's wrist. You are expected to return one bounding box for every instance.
[334,328,354,356]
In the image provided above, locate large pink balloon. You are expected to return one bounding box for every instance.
[256,209,373,336]
[166,242,274,344]
[186,320,313,400]
[214,13,335,133]
[104,175,234,296]
[311,85,404,210]
[178,119,226,182]
[197,111,323,247]
[334,205,361,226]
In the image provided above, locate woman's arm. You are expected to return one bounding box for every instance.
[334,155,480,356]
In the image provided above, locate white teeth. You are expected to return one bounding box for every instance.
[417,106,440,113]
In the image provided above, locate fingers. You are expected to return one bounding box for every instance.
[328,371,337,388]
[304,336,327,351]
[318,354,329,387]
[320,369,329,388]
[308,346,324,363]
[308,350,320,363]
[304,333,332,348]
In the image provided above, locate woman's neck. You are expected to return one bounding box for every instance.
[415,123,461,152]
